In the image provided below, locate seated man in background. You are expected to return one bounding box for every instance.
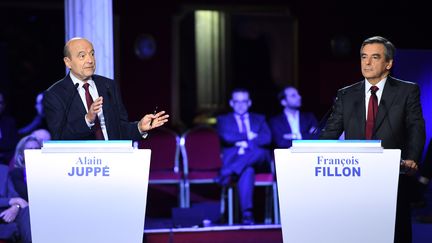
[0,164,31,243]
[215,88,271,225]
[269,86,318,148]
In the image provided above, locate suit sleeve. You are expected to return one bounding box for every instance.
[43,88,92,140]
[0,166,20,208]
[109,81,143,140]
[216,116,248,147]
[251,117,271,148]
[405,84,426,162]
[269,117,291,148]
[302,112,319,139]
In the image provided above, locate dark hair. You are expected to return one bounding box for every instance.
[360,36,395,61]
[231,88,250,97]
[277,85,297,101]
[63,43,70,58]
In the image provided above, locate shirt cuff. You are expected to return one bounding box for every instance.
[85,115,95,128]
[137,123,148,139]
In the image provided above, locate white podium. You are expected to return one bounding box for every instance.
[274,140,400,243]
[25,141,151,243]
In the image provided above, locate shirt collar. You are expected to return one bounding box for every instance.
[365,77,386,93]
[235,112,249,119]
[69,73,95,88]
[284,109,299,119]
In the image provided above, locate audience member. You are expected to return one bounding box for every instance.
[43,37,169,140]
[18,92,47,136]
[0,91,19,165]
[0,164,31,243]
[319,36,425,243]
[31,128,51,144]
[9,135,42,201]
[269,86,318,148]
[215,88,272,225]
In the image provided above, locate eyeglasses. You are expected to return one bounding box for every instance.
[232,100,249,104]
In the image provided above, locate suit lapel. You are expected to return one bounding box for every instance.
[93,77,113,138]
[62,75,87,116]
[374,77,397,133]
[352,82,366,138]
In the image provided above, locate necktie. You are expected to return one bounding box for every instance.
[239,115,247,134]
[83,83,105,140]
[365,86,379,140]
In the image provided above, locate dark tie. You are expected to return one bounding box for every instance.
[83,83,105,140]
[239,115,247,134]
[365,86,379,140]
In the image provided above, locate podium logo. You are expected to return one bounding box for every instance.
[315,156,361,177]
[67,156,110,177]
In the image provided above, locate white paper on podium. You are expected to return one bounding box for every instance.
[275,143,400,243]
[25,143,150,243]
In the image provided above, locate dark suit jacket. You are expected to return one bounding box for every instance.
[0,165,19,209]
[44,74,143,140]
[269,111,318,148]
[217,112,271,166]
[320,76,425,162]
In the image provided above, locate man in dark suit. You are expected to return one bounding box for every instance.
[216,88,271,224]
[0,164,31,243]
[44,37,169,140]
[320,36,425,243]
[269,86,318,148]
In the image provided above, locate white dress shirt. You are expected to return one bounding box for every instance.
[284,110,302,139]
[70,73,109,140]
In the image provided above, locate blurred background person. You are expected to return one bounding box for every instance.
[269,86,318,148]
[31,128,51,144]
[215,88,272,225]
[0,164,31,243]
[9,135,42,201]
[18,92,47,137]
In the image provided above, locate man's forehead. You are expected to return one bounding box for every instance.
[285,87,297,95]
[362,43,384,54]
[69,40,93,52]
[232,92,249,99]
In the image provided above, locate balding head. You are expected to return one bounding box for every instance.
[63,37,96,81]
[64,37,92,58]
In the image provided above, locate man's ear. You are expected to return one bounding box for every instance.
[229,100,234,108]
[64,57,71,69]
[386,60,393,70]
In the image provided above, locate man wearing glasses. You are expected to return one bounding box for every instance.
[215,88,272,225]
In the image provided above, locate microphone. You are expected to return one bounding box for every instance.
[58,83,79,139]
[311,96,337,136]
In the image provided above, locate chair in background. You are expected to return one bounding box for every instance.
[253,160,280,224]
[138,127,184,207]
[227,158,280,225]
[180,125,235,224]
